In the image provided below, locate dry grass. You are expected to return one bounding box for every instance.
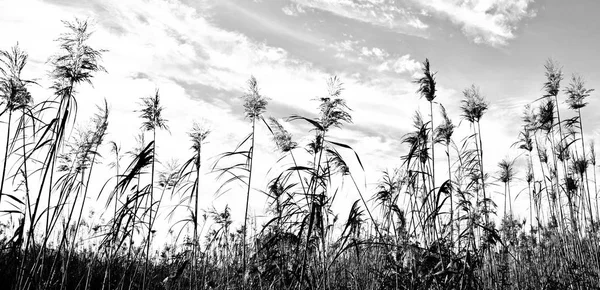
[0,19,600,290]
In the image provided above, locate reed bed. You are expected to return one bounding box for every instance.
[1,19,600,290]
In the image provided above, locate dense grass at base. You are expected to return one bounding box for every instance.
[2,229,600,289]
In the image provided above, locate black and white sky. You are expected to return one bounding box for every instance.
[2,0,600,228]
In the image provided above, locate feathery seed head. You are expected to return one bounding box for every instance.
[565,74,594,110]
[0,44,34,111]
[189,121,211,152]
[435,105,454,146]
[268,117,296,152]
[318,76,351,131]
[90,100,109,148]
[460,84,488,123]
[51,19,105,87]
[139,89,168,132]
[401,111,430,165]
[537,99,554,133]
[414,58,436,102]
[242,76,268,120]
[522,104,537,131]
[497,158,516,184]
[543,59,563,98]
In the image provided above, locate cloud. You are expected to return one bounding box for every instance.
[282,3,306,16]
[224,1,324,47]
[282,6,296,16]
[290,0,428,36]
[0,0,430,232]
[0,0,530,235]
[375,54,422,76]
[360,47,388,60]
[407,17,429,29]
[416,0,536,46]
[287,0,534,46]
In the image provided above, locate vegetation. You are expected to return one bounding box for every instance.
[1,19,600,290]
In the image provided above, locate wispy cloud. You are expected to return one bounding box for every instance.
[0,0,434,222]
[290,0,429,35]
[375,54,422,76]
[416,0,536,46]
[328,39,420,76]
[288,0,535,46]
[0,0,538,230]
[282,3,306,16]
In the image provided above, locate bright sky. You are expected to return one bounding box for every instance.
[1,0,600,240]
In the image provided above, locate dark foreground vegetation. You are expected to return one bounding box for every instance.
[1,19,600,290]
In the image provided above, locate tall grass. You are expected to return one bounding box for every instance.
[137,89,169,290]
[1,19,600,290]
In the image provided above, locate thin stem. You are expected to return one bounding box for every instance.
[0,109,13,204]
[143,129,157,289]
[242,117,256,282]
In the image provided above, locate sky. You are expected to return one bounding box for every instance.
[1,0,600,241]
